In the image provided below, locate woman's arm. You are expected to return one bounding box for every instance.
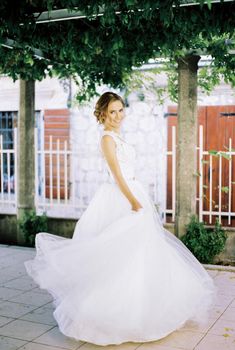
[101,135,143,211]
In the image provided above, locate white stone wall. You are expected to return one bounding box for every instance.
[69,88,167,220]
[69,76,235,220]
[0,74,234,221]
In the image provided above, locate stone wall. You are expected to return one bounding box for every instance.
[70,89,168,222]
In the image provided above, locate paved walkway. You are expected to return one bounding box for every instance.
[0,244,234,350]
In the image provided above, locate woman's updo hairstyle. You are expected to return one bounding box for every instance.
[94,91,125,124]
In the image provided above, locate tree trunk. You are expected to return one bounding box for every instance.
[17,79,35,245]
[175,55,200,238]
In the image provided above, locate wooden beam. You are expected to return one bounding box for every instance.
[33,1,234,24]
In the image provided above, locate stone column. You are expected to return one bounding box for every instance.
[17,80,35,244]
[175,55,200,238]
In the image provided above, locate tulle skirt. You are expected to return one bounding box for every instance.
[24,179,218,346]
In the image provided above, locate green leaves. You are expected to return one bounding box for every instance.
[208,150,232,161]
[221,186,229,194]
[125,0,136,6]
[0,1,234,101]
[181,214,228,264]
[206,0,212,10]
[18,209,48,247]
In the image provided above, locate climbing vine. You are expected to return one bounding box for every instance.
[0,1,234,101]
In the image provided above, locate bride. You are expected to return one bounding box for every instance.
[24,91,218,346]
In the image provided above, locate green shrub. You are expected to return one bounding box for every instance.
[18,209,48,247]
[180,214,228,264]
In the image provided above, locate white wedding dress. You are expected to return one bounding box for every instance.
[24,129,218,346]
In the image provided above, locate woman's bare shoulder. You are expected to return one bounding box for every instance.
[100,134,117,146]
[100,134,117,158]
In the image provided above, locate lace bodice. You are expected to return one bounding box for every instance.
[99,130,136,183]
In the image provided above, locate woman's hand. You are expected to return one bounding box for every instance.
[131,199,143,212]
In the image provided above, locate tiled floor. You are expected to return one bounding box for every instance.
[0,244,234,350]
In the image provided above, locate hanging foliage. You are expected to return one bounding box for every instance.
[0,0,234,100]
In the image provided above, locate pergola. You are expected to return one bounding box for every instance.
[0,0,234,244]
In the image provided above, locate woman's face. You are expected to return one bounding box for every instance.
[103,100,125,128]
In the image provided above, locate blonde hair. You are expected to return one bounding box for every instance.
[94,91,125,124]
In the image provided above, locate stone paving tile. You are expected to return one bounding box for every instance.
[0,246,13,256]
[0,315,14,327]
[0,255,31,268]
[206,305,225,320]
[215,287,235,296]
[0,258,17,269]
[0,319,53,341]
[0,300,37,318]
[194,333,235,350]
[138,330,205,350]
[3,263,28,273]
[0,272,20,285]
[214,277,235,286]
[207,318,235,337]
[135,343,191,350]
[214,271,235,279]
[178,318,217,334]
[18,342,80,350]
[34,326,84,350]
[0,286,24,301]
[8,290,53,307]
[31,287,51,295]
[219,306,235,322]
[2,276,37,291]
[79,341,143,350]
[214,282,235,296]
[0,335,27,350]
[0,244,235,350]
[212,292,234,308]
[207,270,218,277]
[19,305,57,326]
[42,301,56,310]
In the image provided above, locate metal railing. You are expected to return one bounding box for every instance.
[166,124,235,225]
[0,128,17,214]
[1,126,235,226]
[35,128,105,218]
